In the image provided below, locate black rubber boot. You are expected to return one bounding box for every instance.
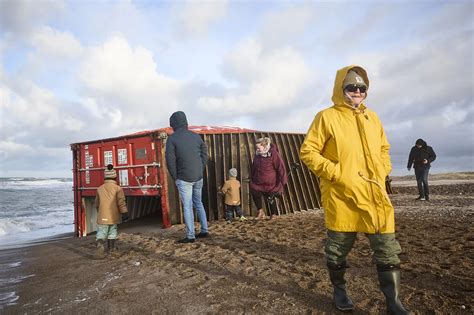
[108,239,117,252]
[327,262,354,312]
[377,265,409,315]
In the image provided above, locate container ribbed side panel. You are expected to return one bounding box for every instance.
[197,132,321,221]
[126,196,162,220]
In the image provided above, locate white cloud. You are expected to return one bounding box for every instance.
[1,80,83,130]
[31,26,83,58]
[198,38,312,114]
[79,97,104,119]
[0,141,71,177]
[173,0,227,38]
[0,140,34,158]
[80,35,172,93]
[78,35,181,130]
[349,26,472,119]
[260,4,315,48]
[441,102,472,127]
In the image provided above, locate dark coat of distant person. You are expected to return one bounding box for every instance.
[407,139,436,170]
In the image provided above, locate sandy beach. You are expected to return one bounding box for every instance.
[1,173,473,314]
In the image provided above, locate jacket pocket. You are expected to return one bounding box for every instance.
[331,163,342,182]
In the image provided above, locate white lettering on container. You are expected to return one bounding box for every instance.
[104,151,113,165]
[119,170,129,186]
[118,149,127,165]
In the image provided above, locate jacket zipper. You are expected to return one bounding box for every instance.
[354,111,382,233]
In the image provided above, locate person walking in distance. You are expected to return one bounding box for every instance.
[165,111,209,243]
[300,65,409,314]
[407,138,436,201]
[95,164,128,254]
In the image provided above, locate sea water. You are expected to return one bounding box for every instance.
[0,178,74,249]
[0,178,74,309]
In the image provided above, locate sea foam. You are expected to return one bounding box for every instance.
[0,178,74,248]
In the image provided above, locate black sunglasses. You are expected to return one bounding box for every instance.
[345,84,367,93]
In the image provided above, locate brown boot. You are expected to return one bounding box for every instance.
[95,239,106,258]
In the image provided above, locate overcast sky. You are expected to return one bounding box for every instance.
[1,0,473,178]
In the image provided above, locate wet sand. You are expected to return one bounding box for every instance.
[1,177,473,314]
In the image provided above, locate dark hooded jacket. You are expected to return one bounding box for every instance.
[165,111,208,182]
[250,144,288,194]
[407,139,436,169]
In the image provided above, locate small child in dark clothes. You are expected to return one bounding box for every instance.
[221,168,247,223]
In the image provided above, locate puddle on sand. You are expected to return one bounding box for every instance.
[0,259,34,309]
[0,291,19,309]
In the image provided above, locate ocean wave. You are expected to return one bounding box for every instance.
[0,225,74,249]
[0,177,72,182]
[0,209,71,219]
[0,179,73,190]
[0,212,73,237]
[0,218,34,236]
[0,178,75,248]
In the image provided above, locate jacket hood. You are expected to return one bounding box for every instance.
[170,111,188,131]
[270,143,279,153]
[331,65,370,107]
[416,138,427,147]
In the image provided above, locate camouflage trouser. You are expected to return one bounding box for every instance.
[325,230,402,266]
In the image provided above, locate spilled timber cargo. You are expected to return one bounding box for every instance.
[71,126,322,237]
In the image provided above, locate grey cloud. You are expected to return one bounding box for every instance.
[0,0,64,38]
[419,2,473,37]
[0,149,71,178]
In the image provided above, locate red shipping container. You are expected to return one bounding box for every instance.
[71,126,321,237]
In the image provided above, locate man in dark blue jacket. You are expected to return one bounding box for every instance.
[166,111,209,243]
[407,138,436,201]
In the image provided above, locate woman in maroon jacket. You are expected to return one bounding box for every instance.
[250,137,288,220]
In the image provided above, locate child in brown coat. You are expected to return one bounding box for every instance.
[95,164,128,253]
[221,168,247,223]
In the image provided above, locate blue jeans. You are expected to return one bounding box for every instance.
[415,167,430,198]
[175,179,208,239]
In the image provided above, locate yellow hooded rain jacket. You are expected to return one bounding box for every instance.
[300,65,394,234]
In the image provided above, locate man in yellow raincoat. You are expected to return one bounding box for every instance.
[300,65,408,314]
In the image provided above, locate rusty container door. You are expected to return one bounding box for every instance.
[71,132,170,236]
